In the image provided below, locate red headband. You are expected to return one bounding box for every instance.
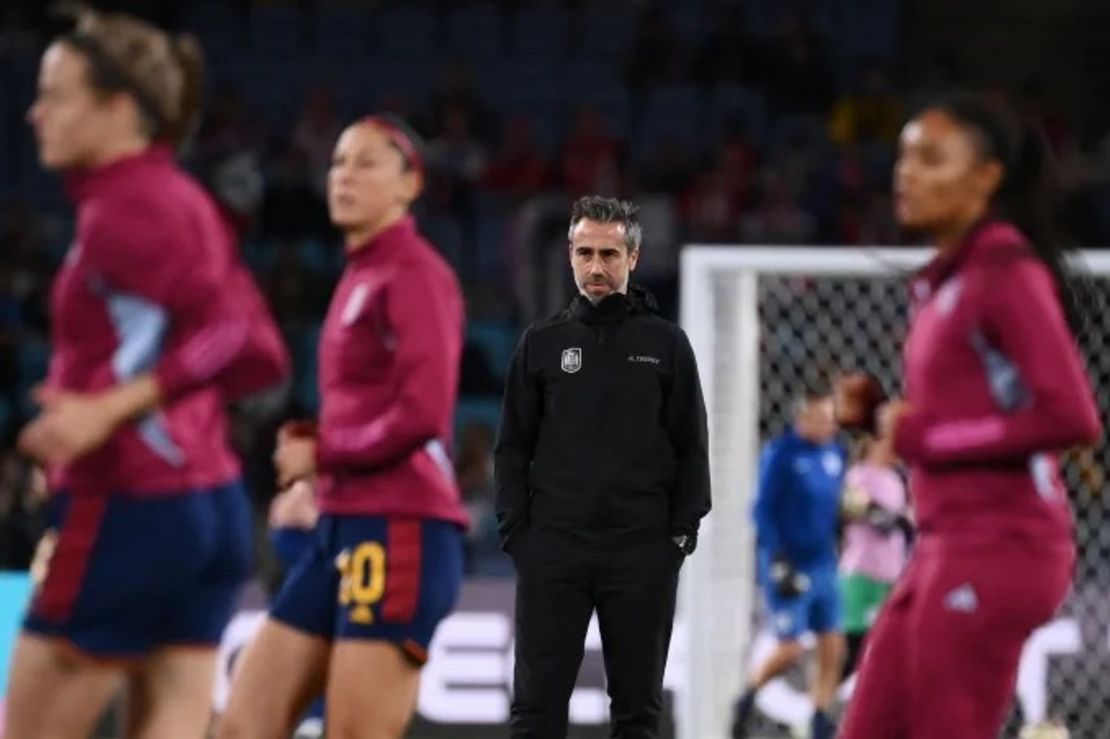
[362,115,424,178]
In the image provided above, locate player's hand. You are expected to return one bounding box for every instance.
[834,372,887,433]
[274,433,317,488]
[876,400,910,442]
[18,387,121,465]
[269,479,318,529]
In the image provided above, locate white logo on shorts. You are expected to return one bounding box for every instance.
[561,347,582,373]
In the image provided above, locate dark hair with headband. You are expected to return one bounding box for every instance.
[361,113,426,179]
[56,4,203,150]
[927,93,1087,336]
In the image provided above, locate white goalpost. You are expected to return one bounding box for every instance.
[675,245,1110,739]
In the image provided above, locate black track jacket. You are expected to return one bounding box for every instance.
[494,285,711,547]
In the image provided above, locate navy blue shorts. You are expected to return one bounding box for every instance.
[270,515,463,664]
[24,481,252,659]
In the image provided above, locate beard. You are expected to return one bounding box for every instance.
[578,275,624,305]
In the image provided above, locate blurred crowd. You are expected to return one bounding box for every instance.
[2,0,1110,576]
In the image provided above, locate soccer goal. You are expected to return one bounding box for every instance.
[676,245,1110,739]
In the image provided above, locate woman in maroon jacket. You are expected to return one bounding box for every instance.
[9,8,288,739]
[838,95,1101,739]
[219,116,468,739]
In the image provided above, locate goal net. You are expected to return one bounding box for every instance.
[676,246,1110,739]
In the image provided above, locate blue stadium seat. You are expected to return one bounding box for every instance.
[833,0,901,62]
[578,5,636,59]
[666,1,709,49]
[375,6,437,59]
[249,5,303,57]
[446,3,504,60]
[800,0,838,38]
[240,58,305,126]
[181,3,240,59]
[316,7,373,58]
[371,59,435,109]
[511,2,570,58]
[739,0,778,39]
[635,85,703,163]
[495,63,566,148]
[562,61,623,99]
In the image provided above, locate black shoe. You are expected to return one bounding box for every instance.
[812,709,835,739]
[730,689,757,739]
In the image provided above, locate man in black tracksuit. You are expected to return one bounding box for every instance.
[495,196,711,739]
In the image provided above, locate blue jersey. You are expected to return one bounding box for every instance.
[753,429,846,573]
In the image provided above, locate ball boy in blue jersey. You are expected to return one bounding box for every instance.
[732,384,846,739]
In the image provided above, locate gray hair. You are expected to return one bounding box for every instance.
[567,195,643,252]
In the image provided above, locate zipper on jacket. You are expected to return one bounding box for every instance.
[594,320,613,528]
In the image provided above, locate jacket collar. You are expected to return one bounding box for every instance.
[911,217,1027,299]
[569,283,658,323]
[64,145,174,203]
[345,214,417,264]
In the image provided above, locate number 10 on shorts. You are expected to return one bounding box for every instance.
[336,542,386,624]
